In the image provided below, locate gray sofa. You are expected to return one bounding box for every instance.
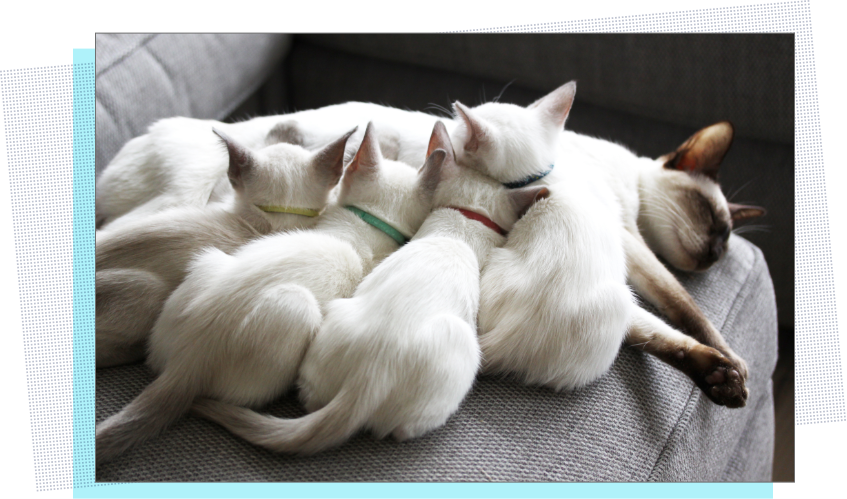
[94,33,786,481]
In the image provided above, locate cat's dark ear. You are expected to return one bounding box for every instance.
[418,148,447,195]
[213,127,254,188]
[509,185,551,219]
[664,121,734,181]
[345,122,382,176]
[426,121,456,165]
[312,127,357,186]
[728,202,766,222]
[528,81,577,130]
[265,120,304,146]
[453,101,488,153]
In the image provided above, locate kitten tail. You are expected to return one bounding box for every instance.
[95,368,199,464]
[192,371,392,455]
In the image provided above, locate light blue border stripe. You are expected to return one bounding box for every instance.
[73,482,773,498]
[71,44,774,499]
[73,47,96,489]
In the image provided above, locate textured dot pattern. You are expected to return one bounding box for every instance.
[0,65,75,492]
[72,61,96,488]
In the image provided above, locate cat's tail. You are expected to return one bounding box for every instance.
[96,367,200,464]
[192,370,392,455]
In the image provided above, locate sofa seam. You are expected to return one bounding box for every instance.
[647,240,763,481]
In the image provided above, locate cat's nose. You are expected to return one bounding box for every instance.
[705,240,724,264]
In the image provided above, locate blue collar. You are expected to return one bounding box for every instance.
[502,164,554,189]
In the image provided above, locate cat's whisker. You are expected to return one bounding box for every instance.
[493,80,516,103]
[727,179,755,202]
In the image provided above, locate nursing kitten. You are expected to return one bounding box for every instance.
[451,85,758,406]
[97,86,764,404]
[191,122,549,454]
[95,123,444,464]
[97,118,406,227]
[95,127,353,368]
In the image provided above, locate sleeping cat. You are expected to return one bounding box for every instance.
[95,123,445,464]
[449,86,759,407]
[191,121,550,453]
[96,86,764,404]
[95,126,354,368]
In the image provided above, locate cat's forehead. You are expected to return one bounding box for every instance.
[257,142,312,166]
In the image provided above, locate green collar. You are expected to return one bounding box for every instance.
[344,205,408,245]
[256,205,321,217]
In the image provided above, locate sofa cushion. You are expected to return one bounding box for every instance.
[285,38,794,330]
[95,34,293,176]
[301,34,794,146]
[94,236,776,482]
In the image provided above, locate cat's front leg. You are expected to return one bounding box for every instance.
[622,228,749,380]
[626,306,748,408]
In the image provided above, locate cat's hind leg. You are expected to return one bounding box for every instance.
[626,306,748,408]
[96,269,171,368]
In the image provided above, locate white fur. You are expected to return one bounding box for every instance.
[95,133,348,368]
[95,126,439,463]
[191,139,547,453]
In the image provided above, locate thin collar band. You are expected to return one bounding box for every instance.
[446,207,505,235]
[344,205,409,246]
[256,205,322,217]
[502,164,554,189]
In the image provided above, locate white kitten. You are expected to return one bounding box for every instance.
[95,127,352,368]
[191,121,549,454]
[94,123,444,464]
[95,108,443,227]
[452,85,751,406]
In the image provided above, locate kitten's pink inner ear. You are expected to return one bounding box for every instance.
[347,122,382,174]
[419,148,447,194]
[453,102,484,153]
[213,127,253,186]
[426,121,456,164]
[527,81,576,130]
[314,127,357,182]
[728,202,766,222]
[668,121,734,180]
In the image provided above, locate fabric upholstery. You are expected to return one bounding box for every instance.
[94,34,293,177]
[93,34,781,483]
[95,236,776,482]
[285,38,794,329]
[300,34,794,145]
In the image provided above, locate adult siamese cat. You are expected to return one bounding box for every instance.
[95,123,445,464]
[96,85,764,406]
[192,122,550,453]
[95,127,354,368]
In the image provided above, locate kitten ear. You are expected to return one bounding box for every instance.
[453,101,488,153]
[508,185,551,219]
[265,120,304,146]
[312,127,357,185]
[345,122,382,175]
[213,127,255,188]
[426,121,456,165]
[527,81,577,130]
[418,148,447,195]
[728,202,766,222]
[664,121,734,181]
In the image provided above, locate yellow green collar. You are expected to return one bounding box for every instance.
[255,205,321,217]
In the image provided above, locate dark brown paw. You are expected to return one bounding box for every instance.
[688,345,749,408]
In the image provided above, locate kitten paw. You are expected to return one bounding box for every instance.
[688,345,749,408]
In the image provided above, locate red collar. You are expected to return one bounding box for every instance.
[446,207,505,235]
